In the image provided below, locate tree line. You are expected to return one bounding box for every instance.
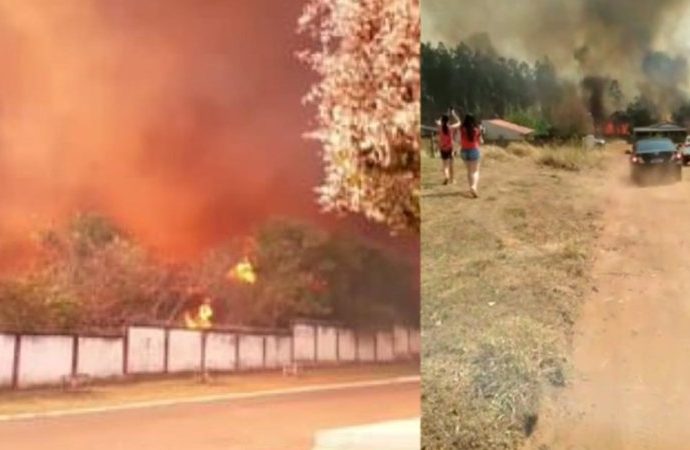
[422,41,690,136]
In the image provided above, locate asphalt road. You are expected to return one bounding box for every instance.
[0,381,420,450]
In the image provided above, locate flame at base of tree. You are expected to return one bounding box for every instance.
[297,0,421,233]
[184,301,213,330]
[227,258,257,284]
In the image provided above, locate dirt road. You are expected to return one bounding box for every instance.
[534,149,690,449]
[0,381,419,450]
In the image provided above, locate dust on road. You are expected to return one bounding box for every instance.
[534,146,690,449]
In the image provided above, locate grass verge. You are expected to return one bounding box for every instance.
[421,141,608,449]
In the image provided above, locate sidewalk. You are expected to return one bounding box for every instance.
[313,418,421,450]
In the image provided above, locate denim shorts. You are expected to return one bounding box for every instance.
[461,148,480,161]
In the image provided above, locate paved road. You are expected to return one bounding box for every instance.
[0,381,419,450]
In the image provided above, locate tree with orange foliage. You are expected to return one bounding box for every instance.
[298,0,421,233]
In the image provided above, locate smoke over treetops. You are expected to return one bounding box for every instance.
[422,0,690,119]
[0,0,413,271]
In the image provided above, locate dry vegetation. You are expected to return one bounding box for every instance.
[421,141,608,448]
[481,142,607,172]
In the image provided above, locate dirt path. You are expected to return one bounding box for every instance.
[534,149,690,449]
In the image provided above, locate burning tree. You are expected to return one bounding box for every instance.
[0,214,417,332]
[298,0,421,233]
[195,220,418,329]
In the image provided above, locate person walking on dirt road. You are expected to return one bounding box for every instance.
[460,113,482,198]
[436,109,461,185]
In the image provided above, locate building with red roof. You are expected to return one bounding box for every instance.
[481,119,534,142]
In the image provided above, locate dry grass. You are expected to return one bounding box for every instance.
[476,142,605,173]
[421,141,608,449]
[0,363,418,416]
[482,145,518,162]
[537,145,607,172]
[507,142,540,158]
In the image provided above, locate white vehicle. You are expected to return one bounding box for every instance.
[583,134,605,150]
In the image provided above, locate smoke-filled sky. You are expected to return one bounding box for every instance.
[0,0,414,268]
[422,0,690,109]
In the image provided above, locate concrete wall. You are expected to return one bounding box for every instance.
[127,327,165,374]
[205,332,237,371]
[357,332,376,362]
[264,335,279,368]
[168,329,202,373]
[1,324,419,389]
[276,336,292,366]
[337,329,356,362]
[409,329,421,355]
[293,323,316,362]
[316,325,338,362]
[393,326,410,358]
[19,335,73,387]
[375,331,394,362]
[238,334,264,369]
[78,337,123,378]
[0,334,15,387]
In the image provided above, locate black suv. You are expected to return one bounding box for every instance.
[630,138,682,185]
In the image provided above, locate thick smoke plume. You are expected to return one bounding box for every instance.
[581,76,608,126]
[0,0,404,271]
[422,0,690,120]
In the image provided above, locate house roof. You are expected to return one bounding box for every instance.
[483,119,534,135]
[634,122,687,133]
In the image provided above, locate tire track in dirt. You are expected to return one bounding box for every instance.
[534,149,690,450]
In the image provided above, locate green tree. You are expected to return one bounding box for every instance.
[242,219,417,328]
[626,96,658,127]
[250,220,332,327]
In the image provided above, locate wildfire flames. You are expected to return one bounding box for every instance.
[184,300,213,330]
[227,258,257,284]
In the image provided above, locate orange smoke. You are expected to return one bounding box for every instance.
[0,0,322,266]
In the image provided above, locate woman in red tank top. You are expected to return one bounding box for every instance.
[460,114,482,198]
[436,109,461,185]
